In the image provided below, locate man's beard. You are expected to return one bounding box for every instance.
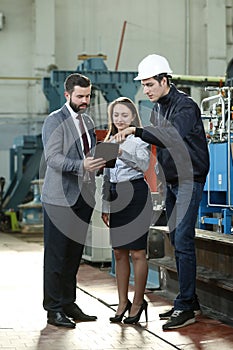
[69,100,88,114]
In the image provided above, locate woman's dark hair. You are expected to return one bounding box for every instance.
[64,73,91,94]
[105,97,142,140]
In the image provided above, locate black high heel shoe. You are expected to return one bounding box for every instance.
[109,300,132,323]
[123,299,148,324]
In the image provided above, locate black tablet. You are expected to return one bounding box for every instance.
[94,142,119,168]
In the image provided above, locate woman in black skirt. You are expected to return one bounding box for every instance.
[101,97,153,324]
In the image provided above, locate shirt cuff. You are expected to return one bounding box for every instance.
[135,127,143,138]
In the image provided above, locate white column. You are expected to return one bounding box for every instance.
[33,0,56,114]
[205,0,226,76]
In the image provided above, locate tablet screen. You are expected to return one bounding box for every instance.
[94,142,119,168]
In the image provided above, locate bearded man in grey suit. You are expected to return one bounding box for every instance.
[41,73,106,328]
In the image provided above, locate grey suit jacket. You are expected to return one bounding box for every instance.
[41,104,97,207]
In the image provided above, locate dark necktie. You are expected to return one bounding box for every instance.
[76,114,90,156]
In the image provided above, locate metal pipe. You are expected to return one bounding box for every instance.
[0,74,225,83]
[185,0,190,75]
[201,92,225,138]
[172,74,225,83]
[115,20,127,71]
[0,77,41,80]
[200,93,224,114]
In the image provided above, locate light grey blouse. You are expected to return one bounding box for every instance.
[102,135,151,213]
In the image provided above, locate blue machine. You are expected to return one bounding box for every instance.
[42,57,155,127]
[2,135,43,212]
[198,87,233,234]
[42,57,141,112]
[198,142,233,233]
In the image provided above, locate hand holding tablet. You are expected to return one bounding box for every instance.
[94,142,120,168]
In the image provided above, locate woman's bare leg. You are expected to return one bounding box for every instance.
[129,249,148,316]
[114,248,130,314]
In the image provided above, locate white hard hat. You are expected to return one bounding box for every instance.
[134,54,173,80]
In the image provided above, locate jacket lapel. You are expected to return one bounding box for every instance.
[61,105,84,157]
[62,105,96,157]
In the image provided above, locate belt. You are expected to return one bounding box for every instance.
[111,178,144,185]
[110,178,144,190]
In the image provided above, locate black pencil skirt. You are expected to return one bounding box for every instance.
[109,178,153,250]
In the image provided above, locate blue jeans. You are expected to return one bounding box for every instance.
[165,181,204,310]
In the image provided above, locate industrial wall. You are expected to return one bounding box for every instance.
[0,0,232,186]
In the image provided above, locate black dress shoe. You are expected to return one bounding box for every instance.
[63,303,97,322]
[47,311,76,328]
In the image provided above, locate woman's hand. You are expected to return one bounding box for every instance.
[101,212,110,227]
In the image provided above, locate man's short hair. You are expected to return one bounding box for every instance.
[64,73,91,93]
[154,73,171,85]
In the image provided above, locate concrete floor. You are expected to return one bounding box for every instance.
[0,231,233,350]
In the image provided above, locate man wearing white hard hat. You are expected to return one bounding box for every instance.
[114,54,209,330]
